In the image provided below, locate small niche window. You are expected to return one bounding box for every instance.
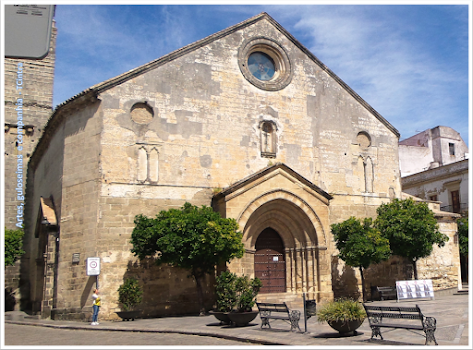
[260,121,277,158]
[429,194,438,202]
[449,143,455,156]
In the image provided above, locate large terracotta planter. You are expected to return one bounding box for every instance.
[328,319,364,335]
[116,310,142,321]
[208,311,231,325]
[228,311,259,327]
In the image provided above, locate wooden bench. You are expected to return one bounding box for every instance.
[256,302,301,332]
[363,304,438,345]
[376,286,397,300]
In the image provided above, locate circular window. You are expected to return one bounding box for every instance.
[130,102,154,124]
[356,132,371,148]
[238,37,292,91]
[248,52,275,81]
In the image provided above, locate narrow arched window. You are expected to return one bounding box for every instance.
[137,147,148,181]
[149,148,159,182]
[364,157,374,192]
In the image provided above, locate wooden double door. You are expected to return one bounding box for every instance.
[254,228,286,293]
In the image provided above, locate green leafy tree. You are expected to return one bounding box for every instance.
[130,202,245,315]
[331,217,391,302]
[374,198,448,280]
[5,227,25,266]
[457,214,468,256]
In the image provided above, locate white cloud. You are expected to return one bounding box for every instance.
[281,5,468,143]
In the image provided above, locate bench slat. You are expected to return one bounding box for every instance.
[261,315,290,320]
[375,323,424,330]
[367,312,423,320]
[364,305,420,313]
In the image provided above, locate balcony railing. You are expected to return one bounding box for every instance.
[439,203,469,214]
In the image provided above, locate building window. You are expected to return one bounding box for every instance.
[356,131,371,148]
[137,146,160,183]
[449,143,455,156]
[137,147,148,181]
[131,102,154,124]
[451,190,460,213]
[248,52,275,81]
[238,37,292,91]
[429,195,438,202]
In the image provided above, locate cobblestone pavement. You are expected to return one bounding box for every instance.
[4,292,470,348]
[4,323,260,346]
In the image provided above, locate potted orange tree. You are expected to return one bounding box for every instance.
[116,277,143,321]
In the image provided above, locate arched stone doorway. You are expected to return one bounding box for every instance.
[213,163,333,302]
[255,228,286,293]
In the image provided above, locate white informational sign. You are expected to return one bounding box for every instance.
[396,279,434,300]
[86,257,101,276]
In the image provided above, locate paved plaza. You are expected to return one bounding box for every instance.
[4,291,470,347]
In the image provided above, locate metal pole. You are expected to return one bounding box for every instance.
[96,275,99,289]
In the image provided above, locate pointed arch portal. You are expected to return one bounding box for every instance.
[213,163,333,301]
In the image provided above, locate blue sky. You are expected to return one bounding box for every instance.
[14,2,473,145]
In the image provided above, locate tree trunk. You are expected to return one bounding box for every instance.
[193,269,206,316]
[412,259,418,280]
[359,267,366,302]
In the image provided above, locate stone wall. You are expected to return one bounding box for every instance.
[4,261,22,311]
[92,194,214,320]
[97,18,400,199]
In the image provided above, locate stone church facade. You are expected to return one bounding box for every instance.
[21,13,460,320]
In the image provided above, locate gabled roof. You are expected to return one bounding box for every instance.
[213,162,333,202]
[53,12,399,135]
[31,12,399,169]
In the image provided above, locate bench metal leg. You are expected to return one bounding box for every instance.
[424,317,438,345]
[370,326,383,340]
[289,310,301,332]
[260,317,271,329]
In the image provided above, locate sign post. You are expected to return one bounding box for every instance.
[86,257,101,289]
